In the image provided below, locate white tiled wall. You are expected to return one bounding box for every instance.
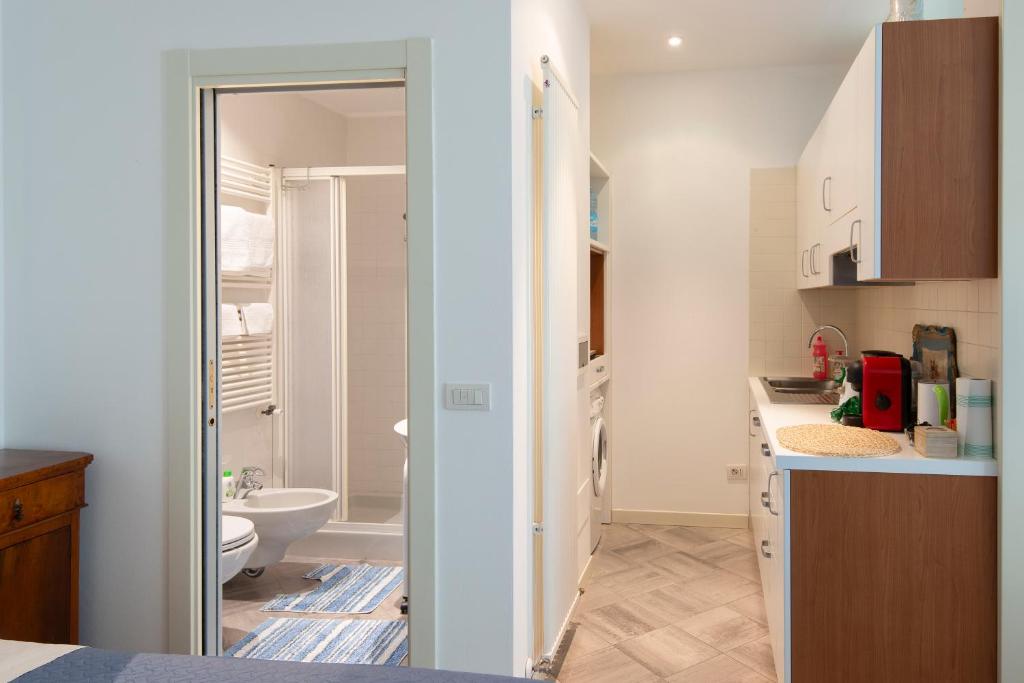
[748,168,858,377]
[346,174,408,498]
[852,281,1001,382]
[853,281,1002,455]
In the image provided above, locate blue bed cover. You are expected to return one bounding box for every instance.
[14,647,520,682]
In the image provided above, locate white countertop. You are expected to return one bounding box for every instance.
[749,377,998,477]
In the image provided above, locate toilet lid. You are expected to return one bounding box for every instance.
[222,515,255,551]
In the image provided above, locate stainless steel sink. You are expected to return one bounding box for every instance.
[760,376,840,404]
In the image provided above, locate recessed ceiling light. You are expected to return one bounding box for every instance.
[667,36,683,48]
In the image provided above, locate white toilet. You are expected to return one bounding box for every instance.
[221,515,258,584]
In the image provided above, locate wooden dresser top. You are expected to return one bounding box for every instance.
[0,450,94,492]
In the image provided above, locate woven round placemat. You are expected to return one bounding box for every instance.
[777,424,900,457]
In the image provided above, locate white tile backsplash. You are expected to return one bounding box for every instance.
[853,280,1001,381]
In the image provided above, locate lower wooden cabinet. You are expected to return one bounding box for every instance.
[748,443,997,682]
[0,450,93,644]
[789,470,996,683]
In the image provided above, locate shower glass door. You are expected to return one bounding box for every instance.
[282,177,347,520]
[280,168,408,526]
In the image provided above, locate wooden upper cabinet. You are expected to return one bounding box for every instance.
[878,17,998,280]
[798,17,998,284]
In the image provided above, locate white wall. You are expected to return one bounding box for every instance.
[0,0,525,674]
[510,0,590,670]
[1000,1,1024,679]
[219,92,350,167]
[347,114,405,166]
[592,64,843,521]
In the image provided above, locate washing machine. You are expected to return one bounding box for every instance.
[589,393,609,551]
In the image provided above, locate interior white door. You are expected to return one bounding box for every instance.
[198,87,223,655]
[541,57,581,658]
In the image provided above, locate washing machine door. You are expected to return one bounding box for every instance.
[592,417,608,496]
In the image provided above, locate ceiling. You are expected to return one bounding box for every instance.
[300,86,405,117]
[584,0,891,75]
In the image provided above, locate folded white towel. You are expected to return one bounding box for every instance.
[221,205,274,277]
[241,303,274,336]
[221,304,246,337]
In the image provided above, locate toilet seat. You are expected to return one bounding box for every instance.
[222,515,256,552]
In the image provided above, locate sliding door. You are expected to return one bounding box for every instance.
[282,177,347,520]
[198,88,223,655]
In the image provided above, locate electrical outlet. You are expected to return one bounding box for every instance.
[726,464,747,481]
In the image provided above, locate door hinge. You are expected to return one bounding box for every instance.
[532,107,544,119]
[532,522,544,535]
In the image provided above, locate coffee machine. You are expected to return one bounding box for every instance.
[854,351,912,432]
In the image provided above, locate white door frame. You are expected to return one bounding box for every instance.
[164,40,437,665]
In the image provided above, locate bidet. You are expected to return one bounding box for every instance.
[223,488,338,570]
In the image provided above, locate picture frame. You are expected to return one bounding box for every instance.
[912,324,959,415]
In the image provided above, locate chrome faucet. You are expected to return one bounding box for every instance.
[234,466,265,499]
[807,325,849,358]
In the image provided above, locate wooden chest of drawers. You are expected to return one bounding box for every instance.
[0,450,93,644]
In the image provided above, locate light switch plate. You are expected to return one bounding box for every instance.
[444,383,491,411]
[726,464,747,481]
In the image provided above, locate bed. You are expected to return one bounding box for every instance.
[0,640,517,683]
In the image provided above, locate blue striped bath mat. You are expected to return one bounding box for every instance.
[225,617,407,665]
[261,564,403,614]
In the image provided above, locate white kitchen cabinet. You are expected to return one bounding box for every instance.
[795,124,825,290]
[795,19,998,285]
[748,400,785,682]
[764,466,786,682]
[820,65,858,227]
[847,28,878,282]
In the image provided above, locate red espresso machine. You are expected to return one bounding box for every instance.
[859,351,912,432]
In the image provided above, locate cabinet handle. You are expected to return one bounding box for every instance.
[849,219,863,264]
[12,498,23,522]
[766,471,780,516]
[761,443,771,458]
[760,539,773,559]
[822,176,832,212]
[801,250,809,278]
[810,243,822,275]
[595,365,606,373]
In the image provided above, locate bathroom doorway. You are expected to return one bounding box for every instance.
[170,41,436,664]
[207,85,411,662]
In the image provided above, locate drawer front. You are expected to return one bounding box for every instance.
[0,471,85,533]
[590,356,611,386]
